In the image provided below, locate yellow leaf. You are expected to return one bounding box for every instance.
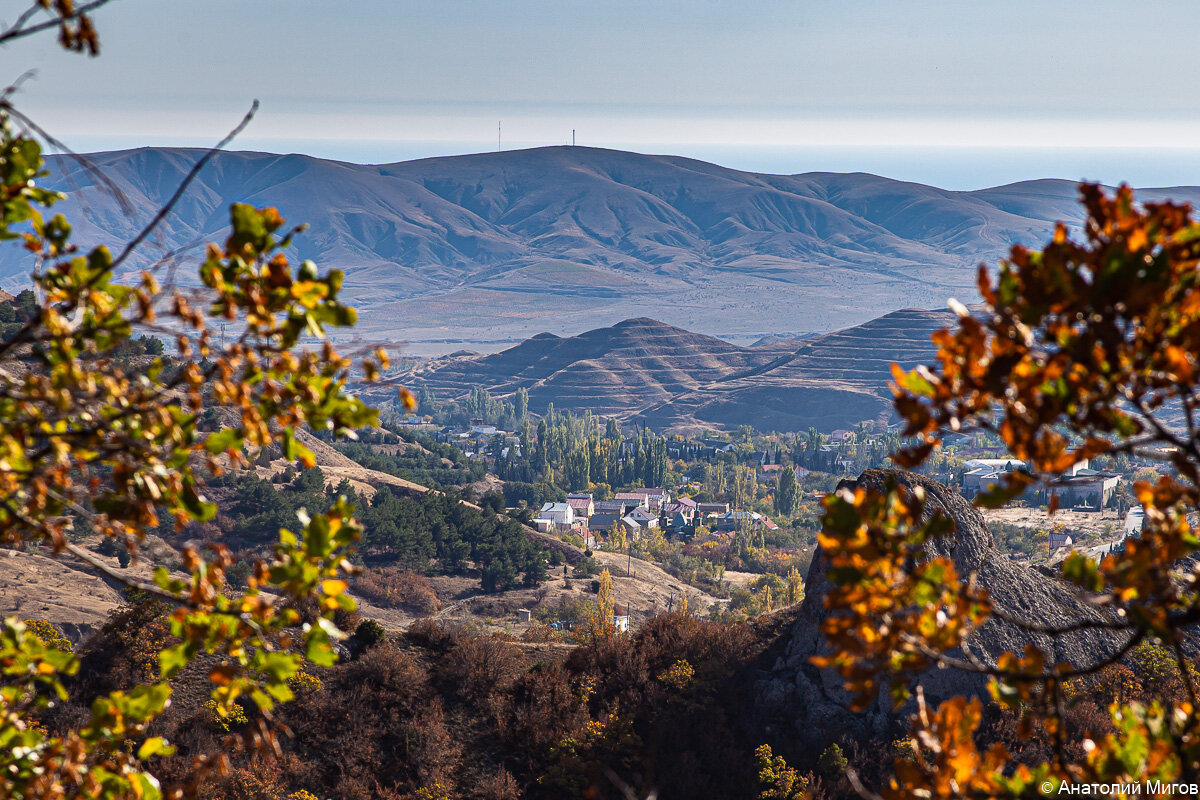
[322,579,347,596]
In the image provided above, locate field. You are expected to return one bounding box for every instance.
[981,506,1124,540]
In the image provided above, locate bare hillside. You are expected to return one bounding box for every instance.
[10,146,1193,350]
[389,308,957,432]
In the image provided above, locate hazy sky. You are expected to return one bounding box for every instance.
[6,0,1200,188]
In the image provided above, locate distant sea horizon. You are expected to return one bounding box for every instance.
[49,137,1200,193]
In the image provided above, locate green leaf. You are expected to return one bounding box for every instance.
[1061,552,1104,592]
[136,736,176,760]
[281,428,297,460]
[159,643,191,679]
[133,771,163,800]
[180,480,216,522]
[204,427,243,455]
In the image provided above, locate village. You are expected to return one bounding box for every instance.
[396,398,1158,567]
[529,487,778,545]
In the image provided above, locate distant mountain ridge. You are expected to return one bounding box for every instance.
[8,145,1200,350]
[385,308,960,432]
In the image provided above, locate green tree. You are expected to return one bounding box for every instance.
[775,466,799,517]
[817,742,847,780]
[513,386,529,421]
[754,744,808,800]
[0,10,401,799]
[565,444,591,491]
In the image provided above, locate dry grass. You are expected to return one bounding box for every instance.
[982,506,1123,539]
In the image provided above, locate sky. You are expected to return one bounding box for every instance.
[6,0,1200,189]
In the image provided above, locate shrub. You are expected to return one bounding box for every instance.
[817,743,847,779]
[406,618,456,651]
[203,698,248,732]
[23,619,71,652]
[355,619,387,650]
[755,744,808,800]
[226,560,253,589]
[354,569,442,614]
[657,659,696,690]
[287,670,324,695]
[475,768,521,800]
[521,623,562,643]
[443,632,523,703]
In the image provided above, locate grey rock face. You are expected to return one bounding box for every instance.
[757,469,1128,752]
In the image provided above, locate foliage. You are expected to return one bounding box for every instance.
[353,568,442,613]
[816,743,847,780]
[755,744,809,800]
[286,670,323,695]
[819,184,1200,795]
[775,466,799,517]
[333,436,484,489]
[0,13,404,798]
[577,568,616,643]
[354,619,387,650]
[355,487,547,591]
[657,658,695,690]
[23,618,72,652]
[53,599,773,800]
[493,408,669,491]
[203,698,248,732]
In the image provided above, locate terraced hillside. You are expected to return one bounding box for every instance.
[642,308,957,431]
[391,317,790,417]
[392,308,957,432]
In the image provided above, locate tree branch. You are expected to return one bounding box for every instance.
[111,100,258,272]
[0,0,115,47]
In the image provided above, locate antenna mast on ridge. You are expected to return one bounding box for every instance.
[498,121,501,152]
[572,129,575,146]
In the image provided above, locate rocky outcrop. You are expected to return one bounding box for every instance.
[756,469,1128,752]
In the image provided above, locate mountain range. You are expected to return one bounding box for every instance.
[8,145,1200,353]
[386,308,958,432]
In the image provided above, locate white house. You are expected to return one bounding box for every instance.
[566,493,595,518]
[536,502,575,527]
[1048,530,1073,551]
[627,507,659,529]
[961,458,1028,499]
[1045,468,1121,509]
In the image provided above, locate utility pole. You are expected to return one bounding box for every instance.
[572,129,575,146]
[498,120,501,152]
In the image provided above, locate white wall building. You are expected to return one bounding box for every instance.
[536,502,575,527]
